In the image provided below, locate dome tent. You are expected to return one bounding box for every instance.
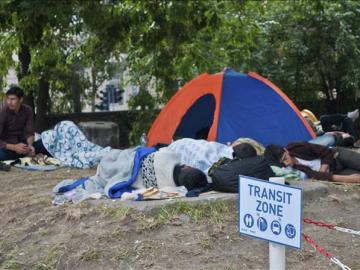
[147,68,315,147]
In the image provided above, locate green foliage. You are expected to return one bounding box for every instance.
[125,0,249,140]
[251,0,360,111]
[128,88,158,145]
[0,0,359,136]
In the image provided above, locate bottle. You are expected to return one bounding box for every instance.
[140,133,147,146]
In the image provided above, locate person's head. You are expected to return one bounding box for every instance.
[174,165,207,191]
[264,144,296,167]
[232,143,257,159]
[6,86,24,111]
[303,116,317,133]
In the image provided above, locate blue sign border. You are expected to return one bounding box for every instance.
[238,175,303,249]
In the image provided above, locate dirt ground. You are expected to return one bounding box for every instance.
[0,168,359,270]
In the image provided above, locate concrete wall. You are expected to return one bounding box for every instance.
[43,111,137,148]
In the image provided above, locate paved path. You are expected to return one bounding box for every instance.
[91,180,329,211]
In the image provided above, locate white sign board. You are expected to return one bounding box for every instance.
[238,175,302,249]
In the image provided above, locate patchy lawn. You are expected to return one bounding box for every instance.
[0,168,359,269]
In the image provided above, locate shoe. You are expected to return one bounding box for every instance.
[347,109,359,122]
[0,162,11,171]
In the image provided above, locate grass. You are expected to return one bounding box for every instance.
[64,206,93,221]
[114,247,133,261]
[199,232,218,250]
[99,205,134,220]
[0,242,25,270]
[3,259,24,270]
[79,247,103,262]
[35,246,63,270]
[154,200,234,224]
[97,200,235,232]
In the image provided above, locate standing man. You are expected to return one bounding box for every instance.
[0,86,50,161]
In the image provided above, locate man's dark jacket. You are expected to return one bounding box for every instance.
[286,142,335,180]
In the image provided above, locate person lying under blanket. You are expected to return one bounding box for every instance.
[264,141,360,183]
[162,137,265,176]
[301,109,360,147]
[53,147,208,203]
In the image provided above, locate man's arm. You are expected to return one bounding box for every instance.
[319,164,329,173]
[5,142,29,154]
[27,135,34,146]
[0,138,6,149]
[27,135,35,156]
[293,164,333,180]
[332,174,360,183]
[0,108,7,149]
[306,142,335,165]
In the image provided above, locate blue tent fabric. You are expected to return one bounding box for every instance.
[217,69,312,146]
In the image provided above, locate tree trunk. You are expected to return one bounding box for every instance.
[72,77,81,113]
[91,67,97,112]
[18,44,35,110]
[35,79,49,132]
[18,44,31,80]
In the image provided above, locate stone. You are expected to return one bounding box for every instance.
[78,121,119,148]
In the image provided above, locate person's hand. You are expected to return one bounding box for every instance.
[319,164,329,173]
[13,143,30,155]
[27,145,36,157]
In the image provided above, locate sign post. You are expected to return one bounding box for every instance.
[269,177,286,270]
[238,175,302,269]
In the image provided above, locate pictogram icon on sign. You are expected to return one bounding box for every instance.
[257,217,268,231]
[271,220,282,235]
[244,214,254,228]
[285,224,296,239]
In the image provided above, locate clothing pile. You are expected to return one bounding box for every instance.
[3,154,62,171]
[0,161,10,171]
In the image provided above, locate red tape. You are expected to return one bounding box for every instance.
[303,233,333,258]
[303,218,335,230]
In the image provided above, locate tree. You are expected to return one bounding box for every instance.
[251,0,360,113]
[0,0,81,130]
[122,0,225,143]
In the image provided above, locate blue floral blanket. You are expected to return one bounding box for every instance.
[41,121,111,169]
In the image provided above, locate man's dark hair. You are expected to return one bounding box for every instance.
[232,143,257,159]
[264,144,285,163]
[174,166,207,191]
[6,86,24,98]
